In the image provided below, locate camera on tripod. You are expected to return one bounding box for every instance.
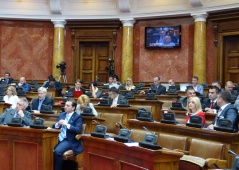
[105,59,115,76]
[56,61,66,74]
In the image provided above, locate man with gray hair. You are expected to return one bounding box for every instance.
[31,87,54,113]
[0,98,32,126]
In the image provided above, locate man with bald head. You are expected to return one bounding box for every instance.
[223,81,237,102]
[18,77,31,92]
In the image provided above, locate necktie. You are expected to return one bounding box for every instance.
[58,114,70,142]
[210,102,214,109]
[14,112,19,118]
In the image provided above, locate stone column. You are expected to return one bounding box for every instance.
[120,19,135,83]
[192,14,207,83]
[51,19,66,80]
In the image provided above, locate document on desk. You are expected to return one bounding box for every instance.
[124,142,139,147]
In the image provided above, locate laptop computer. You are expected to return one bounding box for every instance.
[170,102,186,111]
[73,90,83,98]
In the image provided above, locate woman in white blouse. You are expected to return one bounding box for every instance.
[76,94,98,116]
[4,86,19,109]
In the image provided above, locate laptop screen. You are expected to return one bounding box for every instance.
[179,83,191,91]
[73,90,83,98]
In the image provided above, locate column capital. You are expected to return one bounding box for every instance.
[120,19,135,27]
[191,13,208,22]
[51,19,66,28]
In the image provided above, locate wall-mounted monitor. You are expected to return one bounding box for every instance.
[145,25,181,49]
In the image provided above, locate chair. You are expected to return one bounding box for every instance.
[130,129,148,142]
[63,124,86,170]
[179,138,227,170]
[100,113,123,137]
[157,134,189,151]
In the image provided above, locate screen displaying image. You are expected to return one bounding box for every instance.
[145,25,181,49]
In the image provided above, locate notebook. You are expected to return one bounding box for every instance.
[73,90,83,98]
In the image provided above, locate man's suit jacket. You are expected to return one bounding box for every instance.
[108,94,126,105]
[149,84,166,95]
[44,81,62,91]
[193,84,204,96]
[0,78,14,84]
[0,108,32,126]
[53,112,83,154]
[211,104,238,132]
[68,87,86,94]
[31,96,54,111]
[202,98,220,111]
[179,97,188,108]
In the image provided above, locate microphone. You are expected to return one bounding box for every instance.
[116,122,128,129]
[229,150,238,157]
[92,120,102,125]
[168,107,176,115]
[142,126,155,135]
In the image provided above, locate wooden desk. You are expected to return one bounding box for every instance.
[32,113,105,134]
[53,98,163,121]
[0,125,60,170]
[161,109,216,125]
[127,119,239,168]
[0,103,11,113]
[82,135,183,170]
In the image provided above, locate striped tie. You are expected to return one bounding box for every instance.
[58,114,70,142]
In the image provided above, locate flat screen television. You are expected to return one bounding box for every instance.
[145,25,181,49]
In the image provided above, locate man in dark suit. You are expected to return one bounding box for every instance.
[0,72,14,84]
[67,79,86,94]
[168,79,180,91]
[0,98,32,126]
[179,87,196,108]
[53,99,83,170]
[222,81,238,102]
[108,87,126,108]
[140,76,166,95]
[208,91,238,132]
[203,86,220,113]
[31,87,54,113]
[44,77,62,96]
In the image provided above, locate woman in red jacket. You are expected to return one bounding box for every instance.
[186,96,206,126]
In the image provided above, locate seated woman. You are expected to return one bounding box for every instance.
[125,78,135,91]
[4,86,19,109]
[76,94,98,116]
[186,96,206,126]
[89,82,102,98]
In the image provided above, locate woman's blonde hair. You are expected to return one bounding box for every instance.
[186,96,202,115]
[7,85,17,95]
[77,94,90,106]
[126,78,133,85]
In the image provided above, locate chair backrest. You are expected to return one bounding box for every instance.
[100,113,123,134]
[157,134,189,151]
[189,138,225,160]
[130,129,148,142]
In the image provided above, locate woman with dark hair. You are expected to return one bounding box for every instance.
[89,82,102,98]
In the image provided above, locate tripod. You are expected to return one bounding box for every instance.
[58,71,67,83]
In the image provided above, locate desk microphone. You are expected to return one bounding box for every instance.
[142,126,155,135]
[92,120,102,125]
[116,122,128,129]
[229,150,238,157]
[168,107,176,115]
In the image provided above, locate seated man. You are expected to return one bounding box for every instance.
[168,79,180,91]
[68,79,86,94]
[203,86,220,113]
[17,77,31,92]
[108,87,126,108]
[192,76,204,96]
[44,77,62,96]
[212,80,222,90]
[0,72,14,84]
[179,87,196,108]
[222,81,238,102]
[0,98,32,126]
[53,99,83,170]
[208,91,238,132]
[105,75,119,89]
[31,87,54,113]
[113,75,121,85]
[141,76,166,95]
